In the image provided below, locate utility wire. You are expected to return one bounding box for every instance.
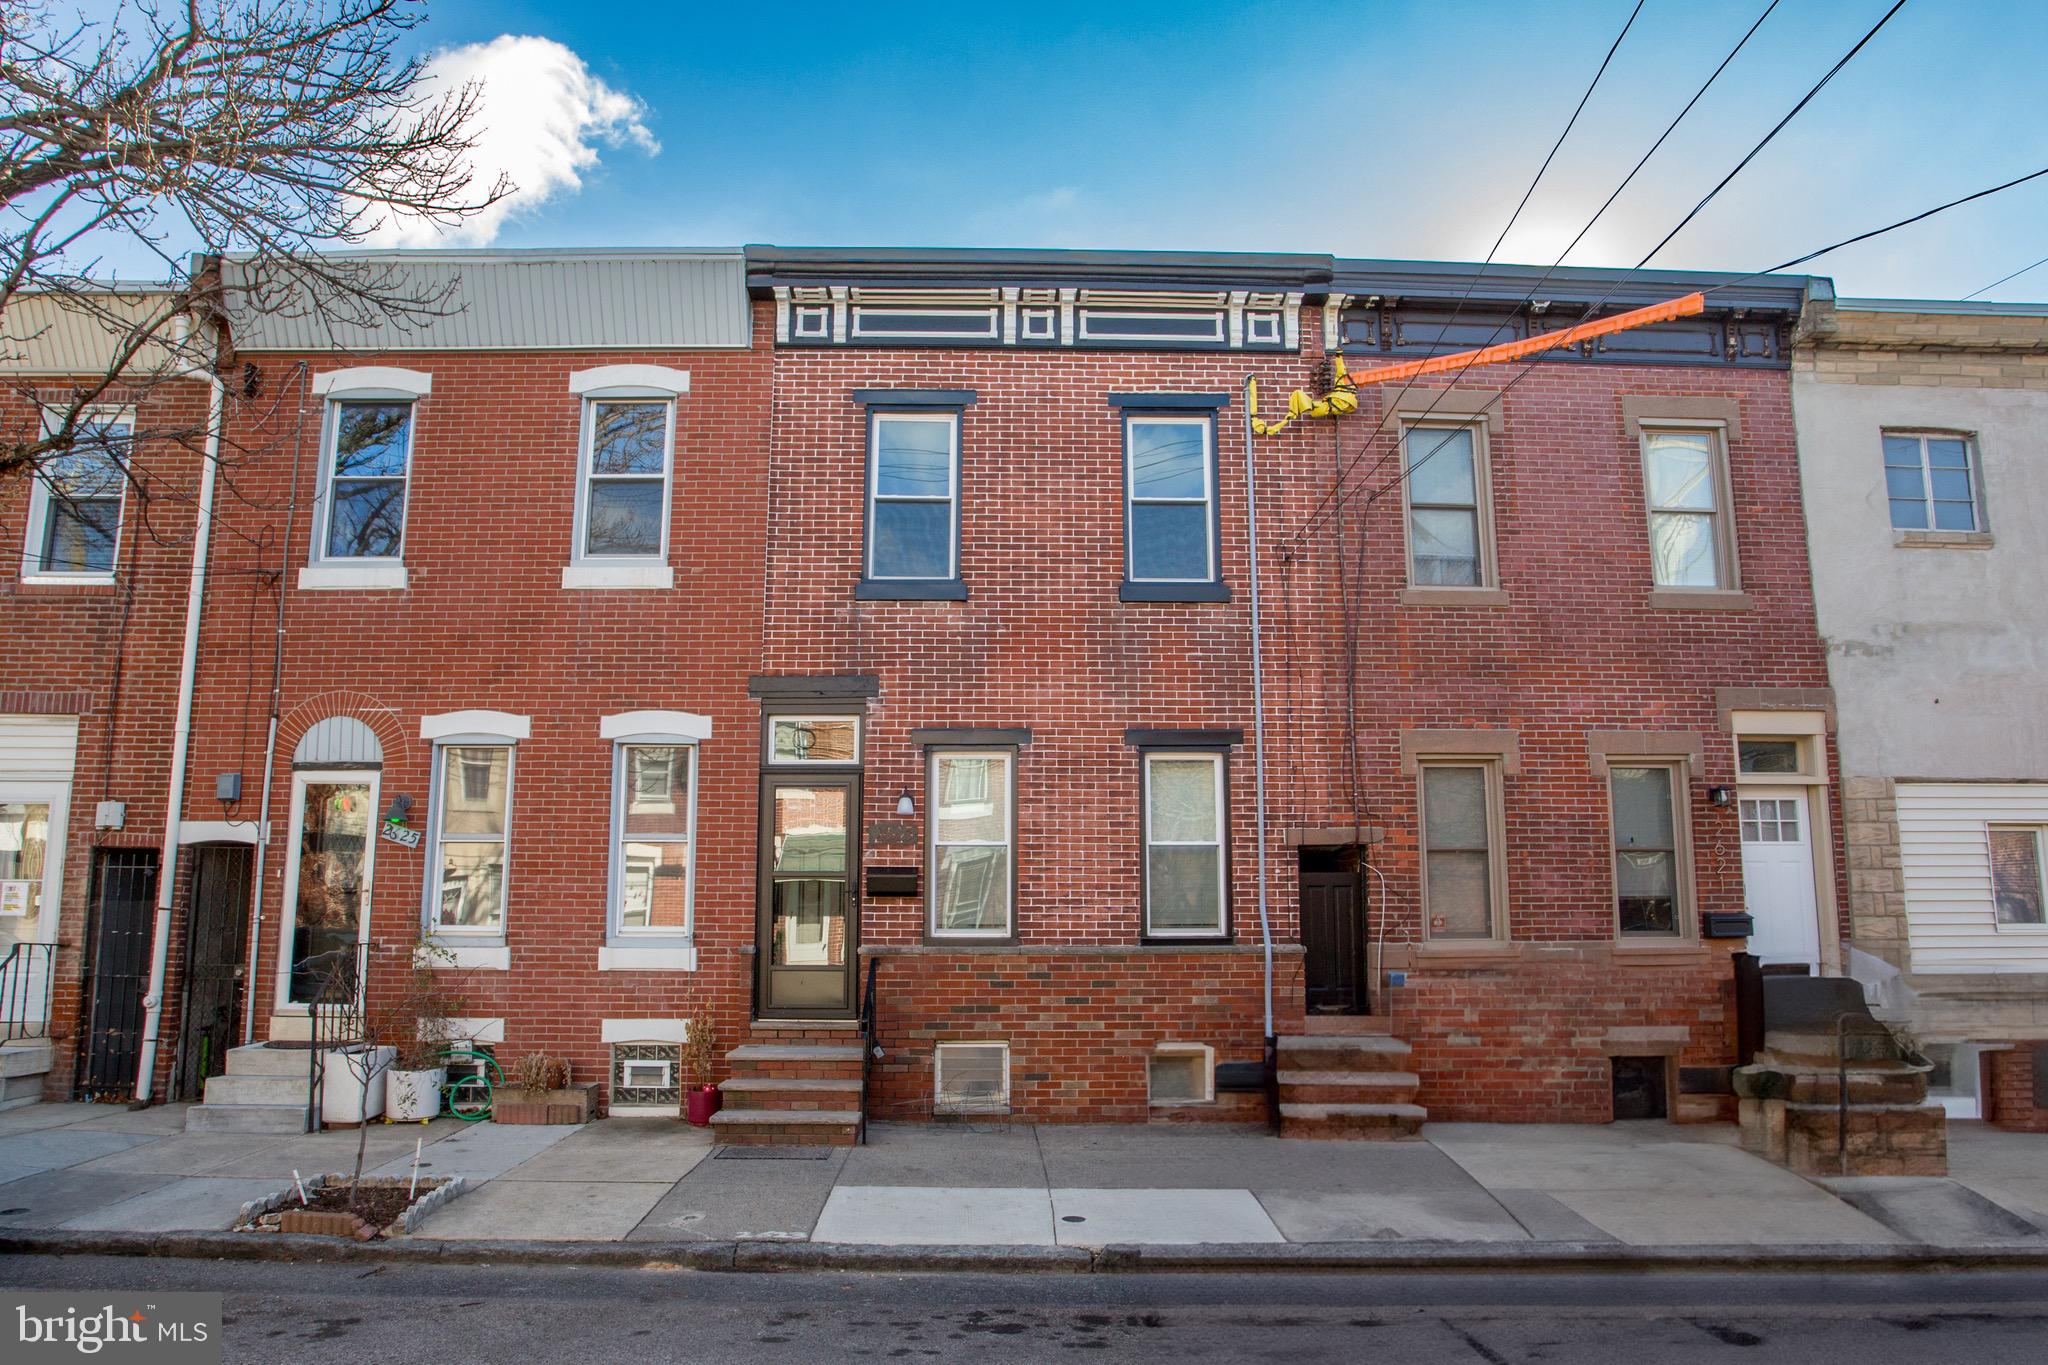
[1288,0,1785,550]
[1964,249,2048,301]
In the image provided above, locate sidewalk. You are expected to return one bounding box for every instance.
[2,1099,2046,1252]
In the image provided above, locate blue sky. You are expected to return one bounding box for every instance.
[86,1,2048,298]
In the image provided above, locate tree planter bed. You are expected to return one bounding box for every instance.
[234,1173,467,1240]
[494,1082,601,1125]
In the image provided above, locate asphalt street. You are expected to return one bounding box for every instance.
[5,1254,2048,1362]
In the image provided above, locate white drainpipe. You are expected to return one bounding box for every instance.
[1242,376,1275,1044]
[133,362,225,1103]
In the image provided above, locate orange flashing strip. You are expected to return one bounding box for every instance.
[1341,292,1707,388]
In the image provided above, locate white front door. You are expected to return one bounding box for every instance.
[274,770,378,1012]
[1740,786,1821,968]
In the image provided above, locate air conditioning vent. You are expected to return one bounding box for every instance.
[934,1042,1010,1114]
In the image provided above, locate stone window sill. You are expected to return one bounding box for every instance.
[597,943,699,971]
[16,575,117,593]
[1894,529,1993,551]
[299,562,408,591]
[562,562,674,590]
[418,940,508,971]
[1647,588,1751,611]
[1399,586,1509,608]
[1412,940,1519,965]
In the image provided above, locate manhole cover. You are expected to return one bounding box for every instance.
[1061,1215,1086,1223]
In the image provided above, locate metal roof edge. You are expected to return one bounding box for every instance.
[1332,256,1813,310]
[1834,296,2048,318]
[218,246,744,265]
[743,244,1336,291]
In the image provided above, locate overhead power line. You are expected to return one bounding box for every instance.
[1963,251,2048,301]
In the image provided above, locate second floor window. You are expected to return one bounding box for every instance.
[1127,415,1216,584]
[1641,426,1733,589]
[1883,431,1978,532]
[581,400,672,558]
[1403,423,1487,586]
[26,415,129,578]
[867,411,959,581]
[323,401,414,560]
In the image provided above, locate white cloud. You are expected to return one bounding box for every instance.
[366,35,656,247]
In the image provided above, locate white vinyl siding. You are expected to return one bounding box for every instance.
[0,716,81,783]
[1897,782,2048,972]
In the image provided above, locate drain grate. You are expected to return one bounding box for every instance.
[713,1146,834,1161]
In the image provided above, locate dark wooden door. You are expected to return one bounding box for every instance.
[1301,864,1366,1014]
[78,849,158,1100]
[176,845,251,1100]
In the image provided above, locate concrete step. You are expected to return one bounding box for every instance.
[719,1077,863,1111]
[184,1102,310,1135]
[0,1042,56,1080]
[1277,1035,1412,1070]
[1279,1102,1427,1141]
[1276,1069,1421,1105]
[223,1043,326,1078]
[1303,1015,1396,1036]
[200,1072,314,1107]
[709,1106,862,1147]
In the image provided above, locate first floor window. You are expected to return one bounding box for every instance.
[430,744,510,933]
[1144,751,1226,936]
[1421,762,1498,938]
[1989,827,2047,926]
[323,400,414,560]
[26,414,129,577]
[581,399,671,558]
[929,749,1012,936]
[1611,764,1683,936]
[614,743,695,933]
[1641,427,1732,588]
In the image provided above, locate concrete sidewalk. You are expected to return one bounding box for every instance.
[3,1099,2046,1251]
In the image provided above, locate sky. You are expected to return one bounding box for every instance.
[71,1,2048,299]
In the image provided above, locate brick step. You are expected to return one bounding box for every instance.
[748,1019,863,1044]
[1276,1035,1412,1071]
[1303,1015,1395,1036]
[719,1076,863,1112]
[709,1107,862,1147]
[1278,1102,1427,1142]
[1276,1069,1420,1105]
[724,1043,865,1082]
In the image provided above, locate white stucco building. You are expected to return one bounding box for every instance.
[1793,293,2048,1123]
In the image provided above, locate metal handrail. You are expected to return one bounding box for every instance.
[858,955,879,1145]
[0,942,58,1042]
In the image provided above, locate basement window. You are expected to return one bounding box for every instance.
[1148,1043,1215,1105]
[611,1042,682,1112]
[934,1042,1010,1115]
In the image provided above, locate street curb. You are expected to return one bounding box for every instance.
[8,1228,2048,1274]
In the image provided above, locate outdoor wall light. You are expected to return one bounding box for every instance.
[896,790,916,817]
[1707,786,1735,807]
[384,793,414,823]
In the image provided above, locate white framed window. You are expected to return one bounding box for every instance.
[1609,762,1691,938]
[866,410,959,582]
[22,409,131,581]
[1988,826,2048,927]
[1148,1043,1215,1105]
[1126,415,1217,584]
[576,399,673,561]
[766,715,862,766]
[1640,425,1736,589]
[1143,751,1227,937]
[793,305,830,340]
[317,399,416,563]
[1883,431,1981,532]
[610,743,696,937]
[934,1041,1010,1114]
[1419,760,1504,940]
[425,744,512,936]
[1401,421,1491,587]
[929,749,1013,938]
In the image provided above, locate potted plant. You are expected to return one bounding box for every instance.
[496,1053,599,1124]
[386,940,469,1122]
[681,1003,720,1126]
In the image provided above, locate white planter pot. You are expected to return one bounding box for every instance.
[387,1067,446,1121]
[320,1045,395,1125]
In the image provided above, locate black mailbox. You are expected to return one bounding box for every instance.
[1701,911,1755,939]
[866,866,920,897]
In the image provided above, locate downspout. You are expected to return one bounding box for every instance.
[1242,378,1275,1054]
[241,361,307,1045]
[134,355,226,1103]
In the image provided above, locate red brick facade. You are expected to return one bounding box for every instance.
[1988,1045,2048,1132]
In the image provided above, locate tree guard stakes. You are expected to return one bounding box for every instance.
[1250,291,1710,436]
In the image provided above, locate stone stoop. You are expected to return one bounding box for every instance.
[0,1041,56,1111]
[1736,1040,1947,1176]
[184,1043,320,1135]
[1276,1034,1426,1140]
[711,1022,865,1147]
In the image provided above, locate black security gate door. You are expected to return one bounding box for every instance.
[175,845,251,1100]
[78,848,159,1100]
[1301,847,1367,1015]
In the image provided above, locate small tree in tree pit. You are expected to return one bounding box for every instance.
[0,0,507,499]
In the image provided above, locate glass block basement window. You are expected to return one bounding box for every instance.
[611,1043,682,1108]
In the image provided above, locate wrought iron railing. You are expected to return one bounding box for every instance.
[300,942,371,1131]
[0,942,57,1041]
[858,955,879,1145]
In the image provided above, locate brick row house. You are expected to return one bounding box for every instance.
[2,245,1855,1139]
